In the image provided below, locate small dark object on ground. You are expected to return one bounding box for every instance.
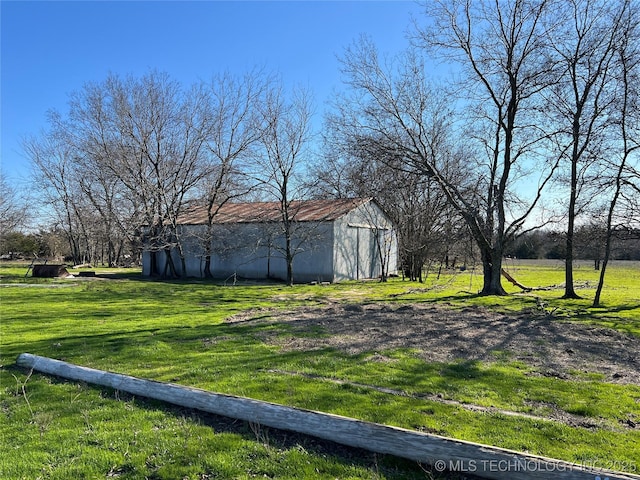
[32,264,70,278]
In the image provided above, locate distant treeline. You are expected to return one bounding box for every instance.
[505,226,640,263]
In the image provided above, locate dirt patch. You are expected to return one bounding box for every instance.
[226,303,640,385]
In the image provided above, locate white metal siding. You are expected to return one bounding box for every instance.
[143,199,397,282]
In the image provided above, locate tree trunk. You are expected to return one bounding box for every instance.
[203,214,215,278]
[563,218,581,299]
[563,112,582,299]
[162,247,179,279]
[593,236,612,307]
[286,234,294,286]
[562,146,580,298]
[149,250,159,277]
[203,254,213,279]
[479,247,507,296]
[563,185,580,299]
[593,155,627,307]
[114,240,124,267]
[180,255,187,278]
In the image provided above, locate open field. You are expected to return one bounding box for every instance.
[1,261,639,479]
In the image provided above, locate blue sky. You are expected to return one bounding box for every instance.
[1,1,421,184]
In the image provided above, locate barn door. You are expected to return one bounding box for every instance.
[355,227,380,280]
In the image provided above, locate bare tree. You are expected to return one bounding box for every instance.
[24,131,92,264]
[312,130,459,282]
[67,132,134,267]
[542,0,630,298]
[73,72,209,276]
[593,2,640,306]
[0,172,28,236]
[196,71,267,277]
[255,83,315,285]
[417,0,562,294]
[334,9,556,295]
[25,71,212,275]
[52,80,141,267]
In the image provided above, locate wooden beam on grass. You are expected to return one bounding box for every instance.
[16,353,639,480]
[500,268,531,291]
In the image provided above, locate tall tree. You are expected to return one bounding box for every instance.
[72,138,132,267]
[197,71,267,277]
[593,2,640,306]
[414,0,560,294]
[25,71,211,274]
[0,172,28,236]
[24,132,90,264]
[543,0,630,298]
[70,71,208,277]
[334,4,556,295]
[313,131,460,282]
[256,83,314,285]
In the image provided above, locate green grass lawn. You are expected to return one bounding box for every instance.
[1,261,639,479]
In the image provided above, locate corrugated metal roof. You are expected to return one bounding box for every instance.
[178,198,372,225]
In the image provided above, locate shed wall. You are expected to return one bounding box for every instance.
[333,202,398,281]
[144,222,335,282]
[142,199,397,282]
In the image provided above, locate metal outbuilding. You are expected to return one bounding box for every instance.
[142,198,397,283]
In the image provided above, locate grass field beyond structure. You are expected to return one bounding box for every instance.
[1,260,639,479]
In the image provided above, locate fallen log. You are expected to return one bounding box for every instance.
[16,353,639,480]
[500,268,531,291]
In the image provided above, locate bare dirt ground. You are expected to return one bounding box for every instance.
[227,302,640,433]
[227,302,640,386]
